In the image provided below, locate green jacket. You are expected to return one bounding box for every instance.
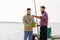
[23,15,34,31]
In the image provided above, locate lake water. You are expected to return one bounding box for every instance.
[0,22,60,40]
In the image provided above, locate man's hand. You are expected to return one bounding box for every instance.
[32,15,40,19]
[32,15,35,17]
[37,25,40,27]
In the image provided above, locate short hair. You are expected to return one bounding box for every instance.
[41,6,45,9]
[27,8,31,11]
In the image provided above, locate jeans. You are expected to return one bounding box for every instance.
[24,31,33,40]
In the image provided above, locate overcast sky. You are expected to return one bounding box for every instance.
[0,0,60,23]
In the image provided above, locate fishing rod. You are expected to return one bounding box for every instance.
[32,0,40,36]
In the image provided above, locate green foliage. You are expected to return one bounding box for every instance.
[30,22,36,28]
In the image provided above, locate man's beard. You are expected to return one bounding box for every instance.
[27,13,30,15]
[41,11,45,14]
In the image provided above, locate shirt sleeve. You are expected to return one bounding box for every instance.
[40,14,48,20]
[23,16,29,27]
[31,17,35,23]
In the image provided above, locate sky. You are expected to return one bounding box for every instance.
[0,0,60,23]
